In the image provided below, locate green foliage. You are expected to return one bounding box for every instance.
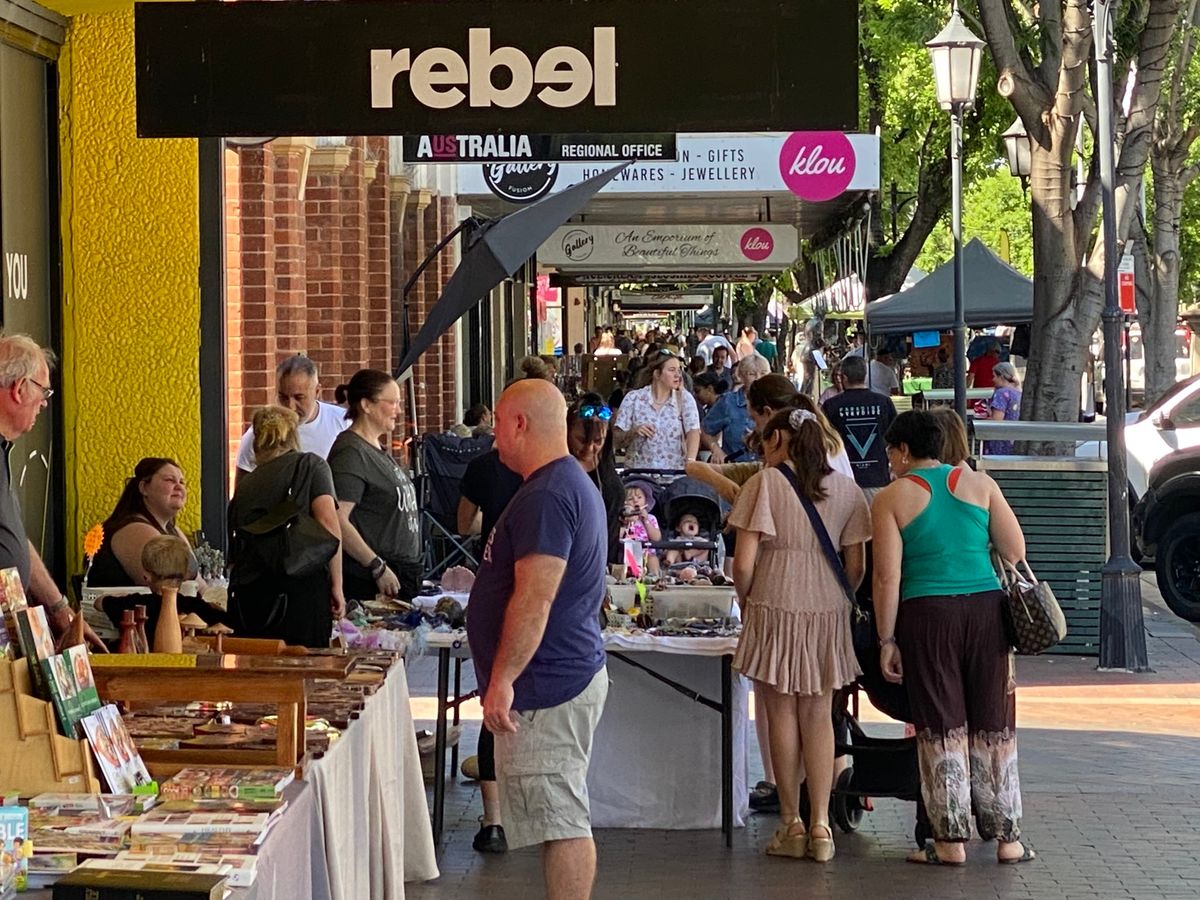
[916,169,1034,275]
[864,0,1013,254]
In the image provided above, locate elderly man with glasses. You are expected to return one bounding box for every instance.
[0,333,103,649]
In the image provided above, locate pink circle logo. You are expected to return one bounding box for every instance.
[740,228,775,262]
[778,131,856,202]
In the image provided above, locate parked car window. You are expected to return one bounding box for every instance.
[1173,394,1200,427]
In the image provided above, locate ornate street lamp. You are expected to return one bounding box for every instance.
[1002,117,1032,187]
[1093,0,1149,671]
[927,6,985,421]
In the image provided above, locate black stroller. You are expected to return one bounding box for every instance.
[622,472,726,570]
[799,601,933,849]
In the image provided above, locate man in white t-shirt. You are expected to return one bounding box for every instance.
[235,355,349,479]
[695,328,736,365]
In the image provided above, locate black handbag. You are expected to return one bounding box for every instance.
[233,454,339,580]
[774,464,874,656]
[995,556,1067,655]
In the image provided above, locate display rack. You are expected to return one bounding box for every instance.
[0,656,102,793]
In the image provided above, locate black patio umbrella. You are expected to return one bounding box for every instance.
[396,161,631,376]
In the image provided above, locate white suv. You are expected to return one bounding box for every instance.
[1077,374,1200,502]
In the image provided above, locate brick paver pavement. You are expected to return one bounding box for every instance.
[406,575,1200,899]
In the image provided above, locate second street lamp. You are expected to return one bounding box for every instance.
[1002,116,1032,188]
[927,6,985,422]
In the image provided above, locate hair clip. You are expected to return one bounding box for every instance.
[789,408,817,429]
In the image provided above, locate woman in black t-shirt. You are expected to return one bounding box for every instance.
[227,406,344,648]
[327,370,423,602]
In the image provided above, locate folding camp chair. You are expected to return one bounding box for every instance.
[414,432,495,579]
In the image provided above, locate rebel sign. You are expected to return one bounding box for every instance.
[779,132,856,202]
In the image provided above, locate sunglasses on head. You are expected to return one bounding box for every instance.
[578,404,612,421]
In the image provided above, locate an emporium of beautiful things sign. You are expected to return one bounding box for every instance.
[539,224,799,270]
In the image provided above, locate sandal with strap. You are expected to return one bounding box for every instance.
[906,842,965,866]
[807,823,835,863]
[999,843,1036,865]
[765,818,807,858]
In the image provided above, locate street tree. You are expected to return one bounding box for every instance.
[977,0,1182,421]
[1131,0,1200,403]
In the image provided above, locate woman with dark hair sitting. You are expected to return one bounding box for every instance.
[872,410,1033,865]
[89,458,202,589]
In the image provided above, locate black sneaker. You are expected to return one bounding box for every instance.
[472,818,508,853]
[749,781,779,812]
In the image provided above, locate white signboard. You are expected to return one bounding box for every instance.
[458,132,880,201]
[540,223,798,270]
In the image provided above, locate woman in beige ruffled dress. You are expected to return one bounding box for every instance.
[730,408,871,862]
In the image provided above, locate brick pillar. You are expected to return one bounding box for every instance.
[236,145,278,427]
[337,139,369,382]
[224,147,244,480]
[366,137,392,375]
[388,171,413,441]
[404,191,437,433]
[304,143,350,389]
[436,195,459,432]
[270,138,313,369]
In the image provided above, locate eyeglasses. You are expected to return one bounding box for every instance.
[578,404,612,421]
[27,378,53,401]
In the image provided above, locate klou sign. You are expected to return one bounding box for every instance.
[133,0,859,138]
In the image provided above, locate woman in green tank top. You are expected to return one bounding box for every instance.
[871,411,1036,866]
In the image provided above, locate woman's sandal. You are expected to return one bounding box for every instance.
[765,818,807,858]
[906,842,966,866]
[998,843,1037,865]
[807,823,835,863]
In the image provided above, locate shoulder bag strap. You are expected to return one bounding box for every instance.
[285,452,308,503]
[774,463,860,611]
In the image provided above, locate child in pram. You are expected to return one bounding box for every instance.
[619,480,662,574]
[663,512,711,565]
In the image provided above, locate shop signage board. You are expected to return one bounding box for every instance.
[134,0,858,138]
[458,133,879,203]
[552,271,764,286]
[401,133,676,163]
[539,224,798,270]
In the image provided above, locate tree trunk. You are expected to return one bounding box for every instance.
[1145,159,1187,403]
[1022,126,1092,422]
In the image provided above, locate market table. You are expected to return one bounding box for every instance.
[422,629,748,847]
[304,658,439,898]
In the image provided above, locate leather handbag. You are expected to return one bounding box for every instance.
[234,454,339,580]
[775,464,874,656]
[995,557,1067,655]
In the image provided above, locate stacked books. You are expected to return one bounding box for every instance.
[24,793,151,888]
[128,804,285,861]
[159,768,295,803]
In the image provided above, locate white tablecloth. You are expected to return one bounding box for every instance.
[306,662,438,898]
[423,629,750,830]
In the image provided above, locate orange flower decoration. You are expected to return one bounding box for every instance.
[83,523,104,560]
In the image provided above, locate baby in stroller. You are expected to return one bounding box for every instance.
[663,513,711,565]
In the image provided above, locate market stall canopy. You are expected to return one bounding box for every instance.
[865,239,1032,333]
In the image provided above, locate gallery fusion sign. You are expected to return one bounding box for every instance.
[133,0,858,137]
[539,224,799,270]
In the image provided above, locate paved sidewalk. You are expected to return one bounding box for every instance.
[407,575,1200,899]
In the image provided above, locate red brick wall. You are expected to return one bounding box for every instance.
[225,137,460,481]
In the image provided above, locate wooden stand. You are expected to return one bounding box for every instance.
[0,657,101,793]
[91,654,354,778]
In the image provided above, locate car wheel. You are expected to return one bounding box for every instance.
[1156,512,1200,621]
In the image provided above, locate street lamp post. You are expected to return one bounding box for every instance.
[1093,0,1149,671]
[1001,117,1032,189]
[927,6,985,423]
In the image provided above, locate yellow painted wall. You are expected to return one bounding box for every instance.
[58,10,201,572]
